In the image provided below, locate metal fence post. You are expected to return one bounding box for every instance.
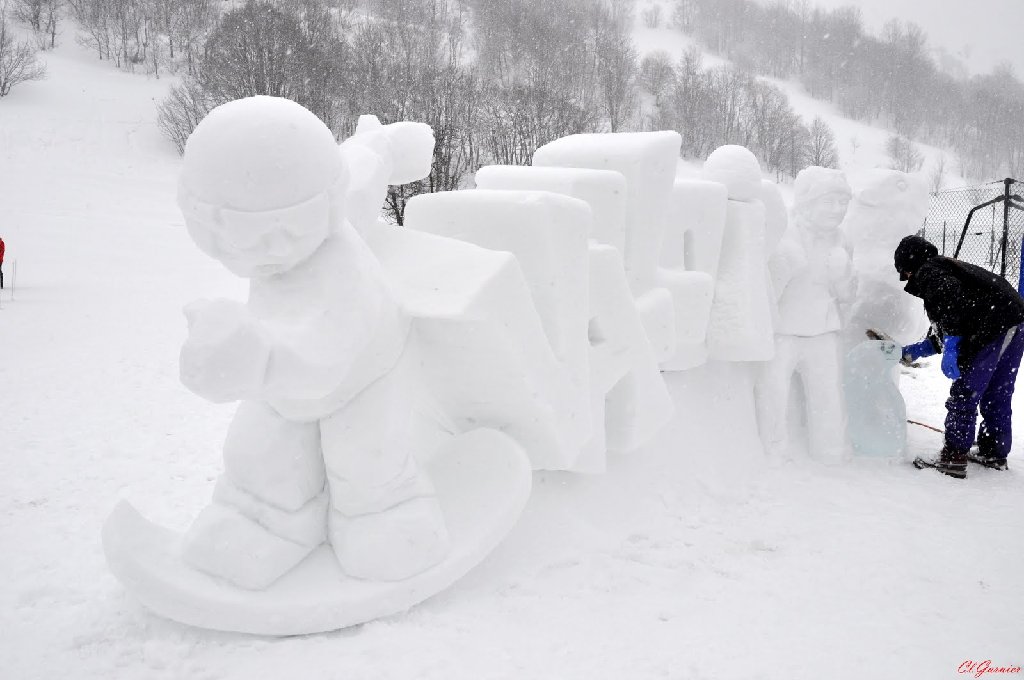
[1001,178,1012,278]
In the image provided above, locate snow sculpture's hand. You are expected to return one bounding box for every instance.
[180,299,270,403]
[380,122,435,185]
[826,247,850,282]
[941,336,962,380]
[348,116,434,186]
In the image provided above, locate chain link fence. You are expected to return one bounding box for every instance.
[919,179,1024,285]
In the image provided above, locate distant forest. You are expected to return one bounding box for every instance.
[672,0,1024,183]
[3,0,1021,220]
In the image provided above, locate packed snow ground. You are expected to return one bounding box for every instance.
[2,42,1023,680]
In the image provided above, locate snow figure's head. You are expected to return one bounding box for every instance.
[177,96,347,278]
[843,169,929,249]
[793,167,851,235]
[702,145,762,202]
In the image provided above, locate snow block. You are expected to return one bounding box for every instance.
[635,286,676,363]
[664,179,727,281]
[474,165,628,255]
[532,131,682,295]
[403,190,590,379]
[366,225,588,472]
[658,178,725,370]
[706,199,775,362]
[655,268,714,370]
[588,244,674,456]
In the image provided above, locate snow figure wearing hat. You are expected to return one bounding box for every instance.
[756,167,854,460]
[174,96,449,589]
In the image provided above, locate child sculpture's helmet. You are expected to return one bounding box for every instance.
[178,96,346,277]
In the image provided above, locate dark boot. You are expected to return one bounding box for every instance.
[966,438,1007,471]
[913,446,968,479]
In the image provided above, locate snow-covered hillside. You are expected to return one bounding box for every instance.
[632,1,969,190]
[2,33,1024,680]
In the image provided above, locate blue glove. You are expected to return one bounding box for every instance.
[902,338,938,365]
[941,336,962,380]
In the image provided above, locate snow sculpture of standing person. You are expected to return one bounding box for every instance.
[703,145,776,361]
[174,96,449,589]
[757,167,854,461]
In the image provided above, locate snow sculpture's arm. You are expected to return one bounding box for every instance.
[180,296,378,404]
[767,238,805,301]
[340,115,435,231]
[179,299,272,404]
[827,246,855,302]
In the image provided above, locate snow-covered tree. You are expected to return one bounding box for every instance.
[0,12,45,96]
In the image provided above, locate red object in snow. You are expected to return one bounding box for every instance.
[0,238,5,264]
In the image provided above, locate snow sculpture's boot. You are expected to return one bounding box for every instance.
[329,495,450,581]
[181,401,329,590]
[913,445,968,479]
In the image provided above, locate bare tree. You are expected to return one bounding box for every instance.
[806,116,839,168]
[156,75,212,152]
[929,154,946,192]
[886,134,924,173]
[0,11,46,96]
[639,50,673,104]
[11,0,43,30]
[595,25,638,131]
[641,3,661,28]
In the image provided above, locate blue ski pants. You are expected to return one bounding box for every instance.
[945,324,1024,458]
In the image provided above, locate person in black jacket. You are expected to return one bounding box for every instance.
[895,235,1024,478]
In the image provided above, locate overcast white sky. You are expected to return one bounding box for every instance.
[804,0,1024,76]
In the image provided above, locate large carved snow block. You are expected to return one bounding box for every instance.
[665,179,727,280]
[588,244,674,456]
[404,190,590,378]
[367,226,586,472]
[532,131,682,295]
[658,179,726,370]
[533,131,682,363]
[474,165,628,254]
[403,190,592,457]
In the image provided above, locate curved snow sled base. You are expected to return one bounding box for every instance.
[102,428,532,636]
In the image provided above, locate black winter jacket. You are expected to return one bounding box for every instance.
[904,256,1024,361]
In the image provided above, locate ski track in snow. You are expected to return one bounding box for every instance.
[1,39,1022,680]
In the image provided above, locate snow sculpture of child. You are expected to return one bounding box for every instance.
[175,96,448,589]
[703,145,776,361]
[756,167,854,460]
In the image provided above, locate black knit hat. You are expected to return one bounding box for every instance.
[894,235,938,281]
